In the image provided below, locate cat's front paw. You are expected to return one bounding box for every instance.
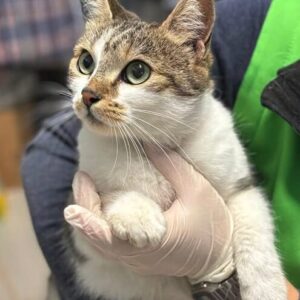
[104,192,166,248]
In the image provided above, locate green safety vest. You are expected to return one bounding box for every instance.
[234,0,300,287]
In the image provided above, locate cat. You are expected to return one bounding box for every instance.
[68,0,287,299]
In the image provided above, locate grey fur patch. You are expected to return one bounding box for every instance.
[233,176,255,193]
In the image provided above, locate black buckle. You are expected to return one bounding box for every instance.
[192,272,242,300]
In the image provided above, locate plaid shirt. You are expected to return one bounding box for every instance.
[0,0,83,66]
[0,0,176,67]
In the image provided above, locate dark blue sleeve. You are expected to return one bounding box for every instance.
[212,0,271,108]
[21,112,87,299]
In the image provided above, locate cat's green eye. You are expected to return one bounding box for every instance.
[123,61,151,85]
[78,51,95,75]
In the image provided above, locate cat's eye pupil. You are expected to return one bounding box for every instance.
[131,63,145,79]
[78,51,95,75]
[124,60,151,85]
[83,54,93,69]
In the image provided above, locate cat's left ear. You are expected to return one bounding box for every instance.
[161,0,215,57]
[80,0,138,23]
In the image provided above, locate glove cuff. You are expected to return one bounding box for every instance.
[188,245,235,285]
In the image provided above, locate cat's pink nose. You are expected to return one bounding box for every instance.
[81,88,101,107]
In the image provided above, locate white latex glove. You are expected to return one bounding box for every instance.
[64,146,235,284]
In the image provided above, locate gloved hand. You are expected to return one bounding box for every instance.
[64,146,235,284]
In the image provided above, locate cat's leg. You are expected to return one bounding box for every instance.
[104,191,166,248]
[228,187,287,300]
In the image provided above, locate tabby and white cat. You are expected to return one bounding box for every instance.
[68,0,287,299]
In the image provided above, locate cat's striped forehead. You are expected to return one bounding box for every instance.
[77,20,166,75]
[69,17,212,98]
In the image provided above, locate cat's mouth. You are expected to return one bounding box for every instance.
[84,108,126,130]
[73,98,128,132]
[85,110,105,126]
[73,101,104,126]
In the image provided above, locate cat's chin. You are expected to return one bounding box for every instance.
[86,112,104,126]
[81,115,113,136]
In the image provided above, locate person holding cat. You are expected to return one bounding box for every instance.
[22,0,300,299]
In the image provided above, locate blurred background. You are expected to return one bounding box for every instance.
[0,1,178,299]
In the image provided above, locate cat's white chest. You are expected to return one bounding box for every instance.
[75,127,191,300]
[78,127,175,210]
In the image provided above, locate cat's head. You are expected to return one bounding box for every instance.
[69,0,215,143]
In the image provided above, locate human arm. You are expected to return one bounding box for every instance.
[66,147,299,300]
[211,0,271,107]
[65,146,239,298]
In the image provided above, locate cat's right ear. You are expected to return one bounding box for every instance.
[161,0,215,56]
[80,0,138,23]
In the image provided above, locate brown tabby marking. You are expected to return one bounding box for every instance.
[69,0,214,124]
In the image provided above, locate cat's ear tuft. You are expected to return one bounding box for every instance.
[161,0,215,54]
[80,0,138,23]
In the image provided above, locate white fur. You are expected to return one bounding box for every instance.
[71,83,287,299]
[105,191,167,248]
[93,29,114,68]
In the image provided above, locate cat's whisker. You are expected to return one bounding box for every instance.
[131,108,197,132]
[128,120,158,200]
[56,95,73,102]
[123,123,150,196]
[127,122,161,205]
[117,124,129,188]
[128,119,182,187]
[131,115,194,166]
[108,121,119,178]
[128,126,153,176]
[122,124,133,181]
[43,94,73,103]
[119,123,132,188]
[41,82,73,95]
[40,83,73,107]
[59,101,73,108]
[125,123,156,200]
[44,109,75,132]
